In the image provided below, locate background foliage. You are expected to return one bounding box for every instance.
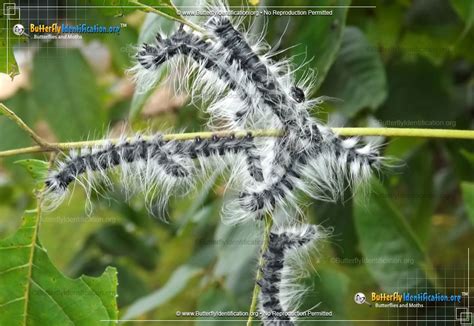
[0,0,473,324]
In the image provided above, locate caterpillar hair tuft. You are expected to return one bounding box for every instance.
[49,4,386,224]
[40,1,389,322]
[43,132,264,217]
[258,224,324,325]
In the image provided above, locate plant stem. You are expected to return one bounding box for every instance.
[0,103,51,148]
[2,102,474,158]
[1,127,474,158]
[0,129,284,158]
[129,0,207,34]
[23,153,54,325]
[247,214,273,326]
[335,127,474,139]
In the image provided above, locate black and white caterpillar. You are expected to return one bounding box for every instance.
[130,8,385,323]
[133,24,271,130]
[131,13,384,224]
[43,3,386,225]
[42,3,386,324]
[258,224,322,325]
[44,132,263,215]
[228,125,383,223]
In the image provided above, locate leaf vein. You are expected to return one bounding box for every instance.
[30,279,75,325]
[81,280,112,319]
[0,244,32,250]
[0,263,29,276]
[0,296,25,308]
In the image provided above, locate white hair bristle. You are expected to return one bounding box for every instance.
[258,224,326,325]
[43,132,263,219]
[42,3,387,323]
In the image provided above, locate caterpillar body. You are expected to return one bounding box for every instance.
[258,224,322,326]
[132,15,383,222]
[44,132,263,214]
[42,3,386,324]
[133,25,273,130]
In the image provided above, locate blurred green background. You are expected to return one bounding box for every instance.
[0,0,473,324]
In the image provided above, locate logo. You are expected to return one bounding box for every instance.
[28,23,121,34]
[26,23,123,40]
[354,292,366,304]
[12,24,25,36]
[354,292,372,306]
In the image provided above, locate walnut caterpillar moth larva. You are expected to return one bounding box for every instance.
[259,224,323,325]
[43,3,385,324]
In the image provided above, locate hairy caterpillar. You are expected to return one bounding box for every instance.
[133,17,383,219]
[198,15,383,223]
[44,4,385,222]
[44,132,264,214]
[41,4,386,324]
[258,224,322,325]
[226,125,382,223]
[205,16,308,129]
[133,11,382,322]
[134,24,272,130]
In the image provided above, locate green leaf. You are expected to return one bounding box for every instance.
[399,0,463,65]
[213,222,259,307]
[0,210,118,325]
[123,246,215,319]
[196,287,239,325]
[14,159,49,185]
[383,138,426,159]
[451,0,474,23]
[460,149,474,166]
[0,91,38,153]
[86,224,159,270]
[354,179,437,292]
[376,58,460,124]
[124,265,200,318]
[445,141,474,181]
[364,2,404,51]
[156,0,185,21]
[398,33,454,66]
[286,0,350,90]
[134,0,186,23]
[111,264,149,307]
[68,252,149,307]
[313,194,361,260]
[392,146,435,244]
[0,1,25,77]
[320,26,387,117]
[177,171,219,234]
[31,48,106,140]
[82,0,131,16]
[451,0,474,37]
[301,267,350,321]
[461,182,474,225]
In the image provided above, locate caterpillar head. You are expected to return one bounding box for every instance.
[290,86,305,103]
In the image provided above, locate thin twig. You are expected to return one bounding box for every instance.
[2,102,474,159]
[0,129,283,158]
[129,0,207,35]
[0,103,52,148]
[1,127,474,158]
[335,127,474,139]
[247,214,273,326]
